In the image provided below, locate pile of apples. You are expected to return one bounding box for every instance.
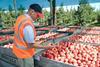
[96,46,100,52]
[87,27,100,30]
[3,43,14,48]
[67,28,77,32]
[37,28,50,31]
[35,32,58,44]
[57,28,77,32]
[48,34,66,39]
[43,41,100,67]
[0,36,5,42]
[57,28,70,32]
[68,35,100,44]
[0,35,11,42]
[0,29,9,32]
[36,32,58,40]
[0,28,14,32]
[35,33,66,44]
[82,29,100,35]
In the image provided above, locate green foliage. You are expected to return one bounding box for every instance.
[0,6,16,28]
[8,5,13,12]
[79,0,88,5]
[56,3,73,25]
[0,0,100,28]
[18,5,25,16]
[56,4,77,26]
[74,0,96,26]
[0,4,26,28]
[56,4,65,25]
[35,9,50,25]
[96,10,100,22]
[1,11,15,28]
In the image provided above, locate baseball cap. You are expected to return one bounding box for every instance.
[29,4,44,18]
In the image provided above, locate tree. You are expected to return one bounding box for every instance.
[96,10,100,22]
[74,0,94,26]
[8,5,13,12]
[56,3,66,25]
[18,5,25,16]
[79,0,88,5]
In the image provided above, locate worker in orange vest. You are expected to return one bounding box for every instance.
[12,4,56,67]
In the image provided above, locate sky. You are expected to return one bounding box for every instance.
[0,0,100,10]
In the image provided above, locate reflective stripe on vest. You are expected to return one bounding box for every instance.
[14,40,29,50]
[14,18,31,50]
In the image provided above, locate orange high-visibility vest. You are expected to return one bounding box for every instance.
[12,15,36,59]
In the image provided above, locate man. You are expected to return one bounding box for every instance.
[12,4,56,67]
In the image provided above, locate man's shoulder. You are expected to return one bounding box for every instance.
[17,15,26,19]
[16,15,27,23]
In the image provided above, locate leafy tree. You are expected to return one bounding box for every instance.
[35,9,50,25]
[56,3,66,25]
[74,0,94,26]
[18,5,25,16]
[0,6,15,28]
[43,10,50,25]
[8,5,13,12]
[96,10,100,22]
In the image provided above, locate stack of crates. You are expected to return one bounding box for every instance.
[0,47,19,67]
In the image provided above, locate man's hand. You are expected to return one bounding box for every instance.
[34,41,42,45]
[44,43,58,49]
[28,41,58,49]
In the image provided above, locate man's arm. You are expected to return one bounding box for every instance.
[23,25,57,49]
[27,43,56,49]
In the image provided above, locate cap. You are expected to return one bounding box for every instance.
[29,4,44,18]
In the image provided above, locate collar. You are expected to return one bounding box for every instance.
[24,14,34,22]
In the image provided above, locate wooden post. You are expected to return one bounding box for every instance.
[13,0,17,18]
[52,0,56,25]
